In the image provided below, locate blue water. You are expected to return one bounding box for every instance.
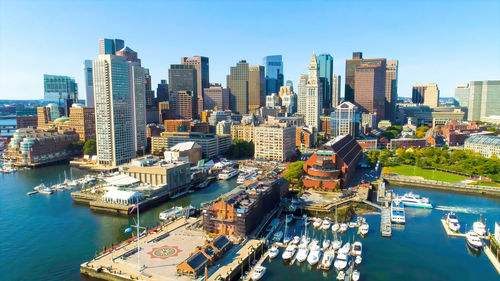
[0,164,237,281]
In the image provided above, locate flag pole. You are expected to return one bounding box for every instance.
[137,197,140,273]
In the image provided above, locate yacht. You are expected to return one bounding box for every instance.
[268,245,279,259]
[292,236,300,245]
[251,266,266,281]
[446,212,461,232]
[465,231,484,252]
[322,239,331,250]
[352,270,360,281]
[332,239,342,251]
[397,192,432,208]
[334,253,348,270]
[359,223,369,236]
[336,271,345,280]
[159,206,192,221]
[313,218,322,228]
[321,218,332,230]
[339,223,348,233]
[33,184,54,194]
[355,255,362,265]
[352,241,362,256]
[301,235,311,246]
[391,200,406,224]
[283,235,292,244]
[282,244,297,260]
[473,215,487,236]
[321,249,335,270]
[307,244,322,266]
[273,231,283,242]
[331,223,339,232]
[339,242,351,255]
[349,222,358,228]
[237,171,257,184]
[295,243,309,263]
[217,168,238,180]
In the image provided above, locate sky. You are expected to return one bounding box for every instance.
[1,0,499,101]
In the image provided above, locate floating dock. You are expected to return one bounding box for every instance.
[380,207,392,237]
[439,219,489,239]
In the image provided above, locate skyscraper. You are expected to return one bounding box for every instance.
[279,86,297,114]
[345,52,364,102]
[227,60,249,114]
[169,91,196,119]
[263,55,284,95]
[248,65,265,112]
[317,54,333,109]
[84,60,94,107]
[330,101,360,137]
[468,80,500,121]
[297,74,308,115]
[181,56,209,115]
[354,59,386,120]
[454,83,470,108]
[385,60,399,121]
[332,74,341,107]
[43,74,78,116]
[204,83,230,110]
[156,80,169,102]
[286,80,294,90]
[305,53,322,129]
[144,68,155,108]
[169,64,198,117]
[412,83,439,107]
[99,38,124,55]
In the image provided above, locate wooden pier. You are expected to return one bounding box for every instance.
[380,207,392,237]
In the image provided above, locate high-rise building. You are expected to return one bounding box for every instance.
[99,38,124,55]
[43,75,78,116]
[181,56,209,115]
[263,55,284,95]
[286,80,293,90]
[412,83,439,108]
[279,86,297,114]
[385,60,399,121]
[354,59,386,120]
[332,74,341,107]
[92,54,135,166]
[254,125,296,161]
[169,64,198,117]
[266,93,281,108]
[468,80,500,121]
[330,101,360,137]
[84,60,94,107]
[345,52,364,102]
[297,74,308,115]
[305,53,323,129]
[454,83,470,108]
[227,60,249,114]
[317,54,333,109]
[169,91,197,120]
[156,80,169,102]
[248,65,265,112]
[68,104,96,142]
[144,68,155,108]
[203,83,230,110]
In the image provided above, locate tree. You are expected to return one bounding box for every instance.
[318,181,323,190]
[228,139,254,159]
[69,140,85,154]
[283,161,305,183]
[83,139,97,156]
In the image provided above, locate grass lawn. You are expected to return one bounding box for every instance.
[383,164,467,183]
[468,180,500,188]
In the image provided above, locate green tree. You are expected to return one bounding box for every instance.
[228,139,254,159]
[70,140,85,154]
[83,139,97,156]
[283,161,305,183]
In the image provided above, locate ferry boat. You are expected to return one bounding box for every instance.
[282,244,297,260]
[268,245,279,259]
[218,168,238,180]
[473,215,487,236]
[251,266,266,281]
[465,231,484,251]
[446,212,460,232]
[321,249,335,270]
[307,244,322,265]
[391,200,406,224]
[396,192,432,208]
[236,171,257,184]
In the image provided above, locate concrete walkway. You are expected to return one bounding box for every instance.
[484,245,500,275]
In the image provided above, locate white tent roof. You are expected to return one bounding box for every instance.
[170,141,199,151]
[103,174,140,186]
[102,190,143,201]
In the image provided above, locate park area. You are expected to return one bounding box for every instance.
[382,164,468,183]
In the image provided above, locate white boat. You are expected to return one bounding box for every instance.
[251,266,266,281]
[295,243,309,263]
[321,249,335,270]
[446,212,461,232]
[339,242,351,255]
[322,239,331,250]
[349,222,358,228]
[237,170,257,184]
[352,270,360,281]
[331,223,339,232]
[359,223,369,236]
[352,241,362,256]
[218,168,238,180]
[268,245,279,259]
[283,235,292,244]
[473,216,487,236]
[292,236,300,245]
[334,253,348,270]
[301,235,311,246]
[33,183,54,194]
[67,179,80,188]
[332,239,342,251]
[282,244,296,260]
[391,200,406,224]
[339,223,348,233]
[396,192,432,208]
[336,270,345,280]
[321,219,331,230]
[355,255,362,265]
[273,231,283,242]
[307,244,322,265]
[465,231,483,252]
[313,218,322,228]
[159,206,193,221]
[310,239,319,248]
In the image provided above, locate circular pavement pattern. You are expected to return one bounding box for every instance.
[148,245,182,259]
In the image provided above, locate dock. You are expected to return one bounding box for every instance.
[243,247,269,281]
[439,219,489,239]
[380,207,391,237]
[484,244,500,274]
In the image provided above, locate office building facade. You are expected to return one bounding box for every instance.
[156,80,169,102]
[297,74,308,115]
[227,60,249,114]
[43,74,78,115]
[454,83,470,108]
[84,60,94,107]
[254,125,296,161]
[412,83,440,108]
[181,56,209,115]
[330,101,360,137]
[203,83,230,110]
[385,60,398,121]
[248,65,265,112]
[468,80,500,121]
[305,53,323,129]
[332,74,341,107]
[354,59,386,121]
[263,55,284,95]
[317,54,333,109]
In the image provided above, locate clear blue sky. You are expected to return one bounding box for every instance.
[1,0,499,100]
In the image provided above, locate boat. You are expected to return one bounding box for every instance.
[307,244,322,265]
[33,183,54,194]
[473,215,487,236]
[273,231,283,242]
[268,245,279,259]
[26,191,38,196]
[336,270,345,280]
[331,223,340,232]
[334,253,348,270]
[446,212,461,232]
[339,223,348,233]
[352,241,362,256]
[295,243,309,263]
[292,236,300,245]
[159,206,194,221]
[217,168,238,180]
[251,266,266,281]
[322,239,331,250]
[391,200,406,224]
[465,231,484,252]
[301,235,311,246]
[332,239,342,251]
[339,242,351,255]
[359,223,369,236]
[282,244,297,260]
[321,249,335,270]
[355,255,362,265]
[349,222,358,228]
[67,179,80,189]
[352,270,360,281]
[321,218,331,230]
[313,218,322,228]
[396,192,432,208]
[237,170,257,184]
[196,179,211,189]
[283,235,292,244]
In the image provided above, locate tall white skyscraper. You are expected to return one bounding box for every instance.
[332,74,341,107]
[84,60,94,107]
[305,53,322,129]
[297,74,308,115]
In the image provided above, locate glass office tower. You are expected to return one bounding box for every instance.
[263,55,283,95]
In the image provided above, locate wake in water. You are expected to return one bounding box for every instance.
[434,205,493,215]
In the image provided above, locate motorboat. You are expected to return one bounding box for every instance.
[282,244,297,260]
[349,222,358,228]
[339,223,348,233]
[339,242,351,255]
[307,244,322,266]
[355,255,362,265]
[251,266,266,281]
[292,236,300,245]
[334,253,348,270]
[332,239,342,251]
[273,231,283,242]
[465,231,484,252]
[268,245,279,259]
[391,200,406,224]
[159,206,194,221]
[446,212,461,232]
[359,223,369,236]
[331,223,339,232]
[322,239,331,250]
[313,218,322,228]
[301,235,311,246]
[352,241,362,256]
[33,183,54,194]
[321,218,332,230]
[321,249,335,270]
[397,192,432,208]
[295,243,309,263]
[218,168,238,180]
[352,270,360,281]
[237,170,257,184]
[336,270,345,280]
[310,239,319,247]
[473,215,487,236]
[283,235,292,244]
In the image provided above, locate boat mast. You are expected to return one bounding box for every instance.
[137,198,140,272]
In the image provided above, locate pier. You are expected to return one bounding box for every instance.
[242,246,269,281]
[440,219,489,239]
[380,207,392,237]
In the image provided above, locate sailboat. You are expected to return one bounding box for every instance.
[283,215,292,244]
[332,206,342,251]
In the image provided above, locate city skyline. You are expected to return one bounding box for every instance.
[1,1,499,100]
